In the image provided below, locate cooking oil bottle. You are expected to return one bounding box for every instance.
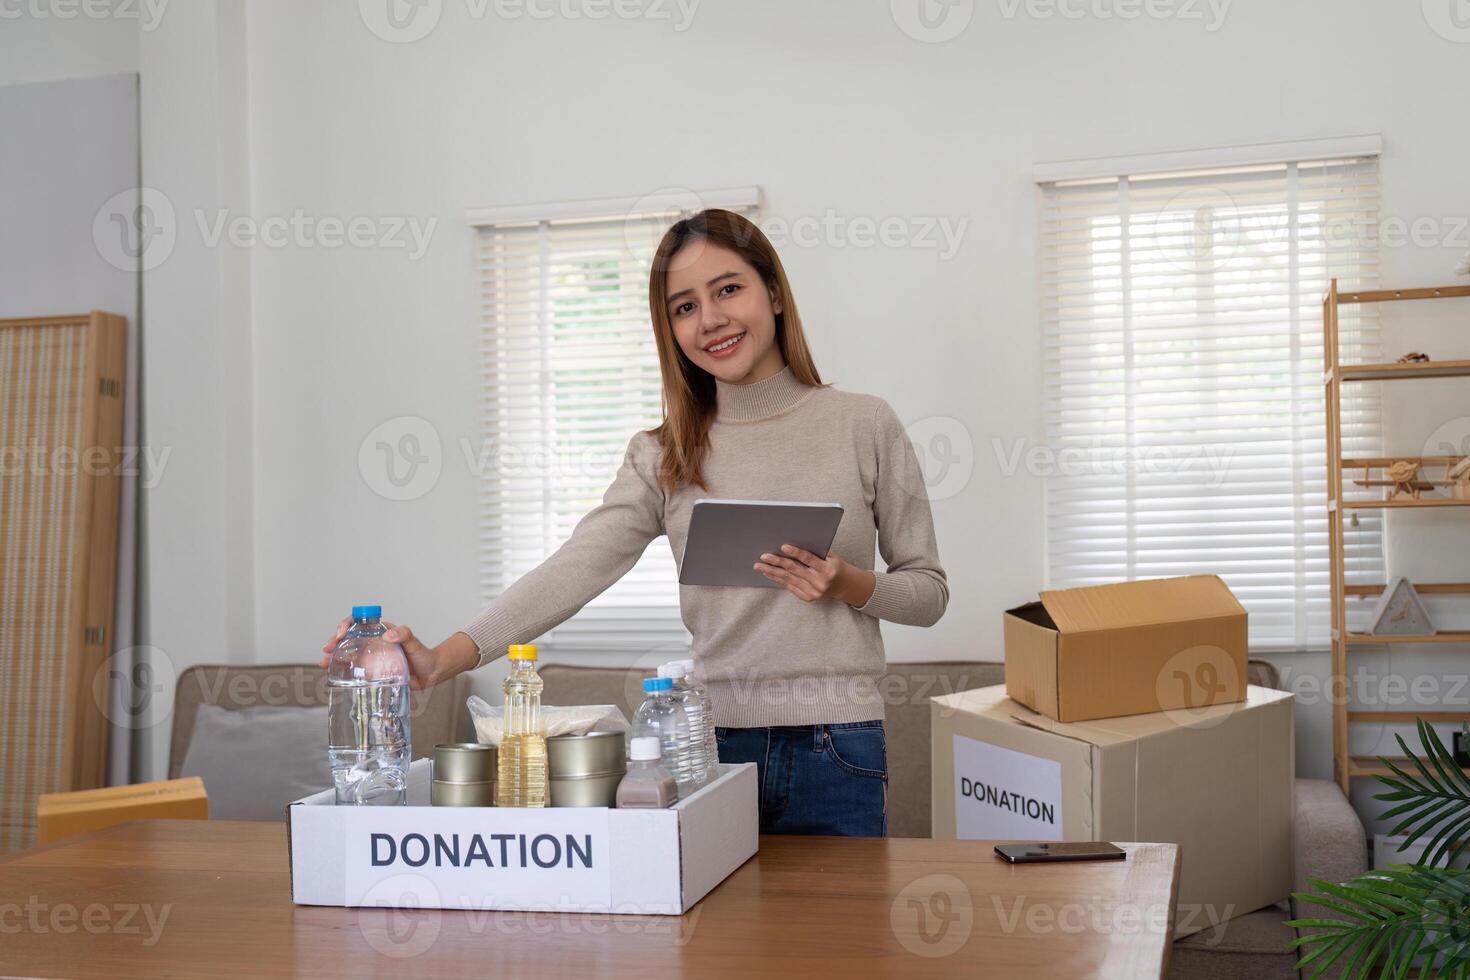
[496,644,547,807]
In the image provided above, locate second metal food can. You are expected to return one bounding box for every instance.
[431,742,497,806]
[546,731,625,807]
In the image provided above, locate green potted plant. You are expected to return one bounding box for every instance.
[1287,720,1470,978]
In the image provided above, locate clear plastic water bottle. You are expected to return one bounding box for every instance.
[658,661,712,786]
[328,605,411,806]
[677,658,719,783]
[632,677,698,798]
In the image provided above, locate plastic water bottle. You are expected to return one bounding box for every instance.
[633,677,697,798]
[328,605,411,806]
[496,644,547,807]
[676,658,719,783]
[615,736,679,809]
[659,661,712,786]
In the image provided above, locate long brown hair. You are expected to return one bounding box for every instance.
[646,209,826,491]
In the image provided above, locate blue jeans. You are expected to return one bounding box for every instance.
[714,721,888,837]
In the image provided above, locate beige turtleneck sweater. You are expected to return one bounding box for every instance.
[461,366,948,727]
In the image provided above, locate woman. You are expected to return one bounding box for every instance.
[321,209,947,836]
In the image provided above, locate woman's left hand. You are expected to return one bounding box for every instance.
[755,544,876,607]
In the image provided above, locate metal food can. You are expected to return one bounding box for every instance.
[433,742,497,783]
[546,731,625,779]
[548,772,624,808]
[546,731,626,807]
[430,778,496,807]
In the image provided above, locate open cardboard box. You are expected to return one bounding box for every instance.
[287,759,758,915]
[1005,574,1249,722]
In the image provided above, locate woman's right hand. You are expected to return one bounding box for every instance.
[319,621,480,691]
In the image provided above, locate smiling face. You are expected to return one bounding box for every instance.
[663,239,787,385]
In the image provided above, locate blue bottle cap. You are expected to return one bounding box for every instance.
[643,676,673,693]
[351,605,382,619]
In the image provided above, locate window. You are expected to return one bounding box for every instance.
[471,189,761,653]
[1037,142,1383,651]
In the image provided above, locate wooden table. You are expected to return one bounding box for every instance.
[0,821,1178,978]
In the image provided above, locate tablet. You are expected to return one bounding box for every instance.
[678,499,845,588]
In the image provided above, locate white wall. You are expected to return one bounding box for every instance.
[6,2,1470,833]
[0,73,141,787]
[132,0,255,783]
[0,10,137,87]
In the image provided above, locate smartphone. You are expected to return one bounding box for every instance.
[994,842,1127,864]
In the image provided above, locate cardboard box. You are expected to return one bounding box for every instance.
[288,758,758,915]
[36,777,209,845]
[931,684,1293,938]
[1005,574,1248,722]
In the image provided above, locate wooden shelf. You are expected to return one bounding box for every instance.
[1335,497,1470,510]
[1341,455,1465,470]
[1324,281,1470,793]
[1335,284,1470,304]
[1344,630,1470,645]
[1332,359,1470,382]
[1346,582,1470,597]
[1348,710,1470,724]
[1350,756,1470,779]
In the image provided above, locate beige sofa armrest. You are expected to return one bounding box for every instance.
[1290,778,1368,903]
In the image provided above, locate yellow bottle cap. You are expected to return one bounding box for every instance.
[507,644,538,661]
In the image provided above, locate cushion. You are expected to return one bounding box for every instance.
[1169,906,1297,980]
[169,665,473,779]
[179,704,333,820]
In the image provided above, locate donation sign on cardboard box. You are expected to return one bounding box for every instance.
[1004,574,1248,722]
[931,684,1293,938]
[288,758,758,915]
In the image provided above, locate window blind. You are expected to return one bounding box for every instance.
[473,197,759,653]
[1038,155,1384,651]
